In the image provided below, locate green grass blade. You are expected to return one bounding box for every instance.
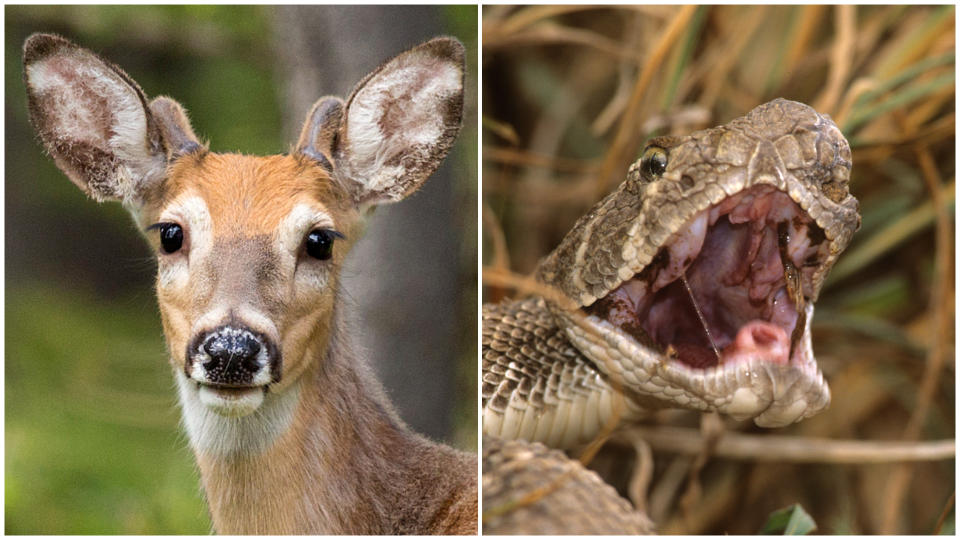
[761,504,818,535]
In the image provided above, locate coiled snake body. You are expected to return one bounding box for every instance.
[482,99,860,533]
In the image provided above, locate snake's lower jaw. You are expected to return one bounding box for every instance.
[558,301,830,427]
[753,374,831,427]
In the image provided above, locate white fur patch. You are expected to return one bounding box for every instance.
[28,60,108,145]
[277,203,335,255]
[190,306,279,346]
[231,307,281,345]
[176,371,301,457]
[192,305,231,336]
[278,203,336,291]
[197,385,265,418]
[156,195,212,288]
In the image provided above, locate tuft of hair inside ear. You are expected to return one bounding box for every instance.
[338,47,463,206]
[26,45,167,203]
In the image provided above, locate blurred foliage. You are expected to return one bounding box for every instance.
[6,286,207,533]
[6,5,477,534]
[483,5,953,535]
[443,3,481,454]
[760,504,818,535]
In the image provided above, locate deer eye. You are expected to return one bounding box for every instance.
[305,229,342,260]
[159,223,184,253]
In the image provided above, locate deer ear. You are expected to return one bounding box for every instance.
[22,33,197,203]
[295,96,344,174]
[334,37,464,207]
[149,97,203,160]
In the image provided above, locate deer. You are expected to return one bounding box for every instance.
[22,32,477,535]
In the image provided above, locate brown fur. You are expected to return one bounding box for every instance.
[197,306,477,534]
[146,155,476,534]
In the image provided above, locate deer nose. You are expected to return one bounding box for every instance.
[197,326,266,384]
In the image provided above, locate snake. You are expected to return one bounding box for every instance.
[481,99,861,533]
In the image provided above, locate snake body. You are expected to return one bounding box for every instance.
[482,99,860,533]
[482,435,654,534]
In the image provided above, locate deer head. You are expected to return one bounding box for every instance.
[23,33,465,420]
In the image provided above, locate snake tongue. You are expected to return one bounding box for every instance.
[719,320,790,365]
[669,320,789,368]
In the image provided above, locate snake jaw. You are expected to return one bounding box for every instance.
[536,99,860,310]
[484,100,859,445]
[553,180,844,426]
[585,184,824,367]
[557,300,830,427]
[530,100,861,427]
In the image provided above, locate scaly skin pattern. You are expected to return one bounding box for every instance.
[482,436,654,534]
[483,99,861,449]
[482,298,650,449]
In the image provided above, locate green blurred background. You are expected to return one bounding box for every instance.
[6,5,477,534]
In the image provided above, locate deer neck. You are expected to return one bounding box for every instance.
[175,308,472,534]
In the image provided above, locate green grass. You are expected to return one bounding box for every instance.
[5,285,210,534]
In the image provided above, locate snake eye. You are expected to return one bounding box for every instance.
[639,146,668,182]
[305,229,342,260]
[159,223,184,254]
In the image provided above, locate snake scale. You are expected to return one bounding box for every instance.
[482,99,861,533]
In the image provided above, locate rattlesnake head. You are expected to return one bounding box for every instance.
[535,99,860,429]
[483,100,861,451]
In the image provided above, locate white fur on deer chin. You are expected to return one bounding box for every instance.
[176,370,302,457]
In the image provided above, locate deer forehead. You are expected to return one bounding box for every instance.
[147,153,353,237]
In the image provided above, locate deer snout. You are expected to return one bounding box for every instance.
[188,325,280,388]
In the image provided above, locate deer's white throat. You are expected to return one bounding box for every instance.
[176,371,301,457]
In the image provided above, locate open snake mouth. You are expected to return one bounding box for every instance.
[585,184,828,370]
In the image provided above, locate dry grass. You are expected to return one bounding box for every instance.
[482,5,955,534]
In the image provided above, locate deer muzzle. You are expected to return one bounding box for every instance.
[187,324,281,387]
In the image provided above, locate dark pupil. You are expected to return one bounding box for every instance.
[306,229,335,260]
[641,151,667,180]
[159,224,183,253]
